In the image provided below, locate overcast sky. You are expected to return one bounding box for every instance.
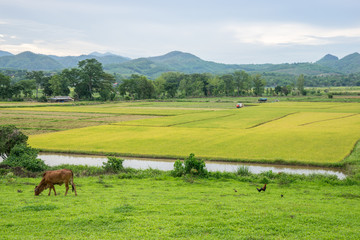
[0,0,359,64]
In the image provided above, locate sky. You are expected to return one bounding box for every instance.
[0,0,359,64]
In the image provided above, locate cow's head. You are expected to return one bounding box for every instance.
[34,184,46,196]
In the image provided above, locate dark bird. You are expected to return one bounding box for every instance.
[233,189,237,192]
[257,184,267,192]
[17,190,23,193]
[281,194,284,198]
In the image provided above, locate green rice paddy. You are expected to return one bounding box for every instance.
[10,101,358,165]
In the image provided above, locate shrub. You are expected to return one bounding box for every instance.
[2,144,47,172]
[237,166,251,176]
[171,154,208,177]
[102,156,124,173]
[260,176,270,184]
[184,153,207,176]
[38,96,48,102]
[171,160,185,177]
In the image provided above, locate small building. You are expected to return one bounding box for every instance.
[258,98,267,103]
[48,96,74,103]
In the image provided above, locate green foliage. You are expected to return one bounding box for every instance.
[0,125,28,160]
[171,154,208,177]
[38,95,48,102]
[118,74,155,99]
[2,144,47,172]
[236,166,251,176]
[171,160,185,177]
[102,156,124,173]
[184,153,207,176]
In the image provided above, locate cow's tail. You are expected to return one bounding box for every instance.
[71,170,75,192]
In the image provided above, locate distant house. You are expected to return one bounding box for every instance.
[258,98,267,103]
[48,96,74,103]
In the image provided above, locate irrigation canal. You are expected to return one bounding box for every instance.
[38,153,346,179]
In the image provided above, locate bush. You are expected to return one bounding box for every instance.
[171,154,208,177]
[184,153,207,176]
[102,156,124,173]
[171,160,185,177]
[38,96,48,102]
[2,144,47,172]
[237,166,251,176]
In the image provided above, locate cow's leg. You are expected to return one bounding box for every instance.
[48,184,53,196]
[65,182,69,196]
[72,183,78,196]
[52,185,57,196]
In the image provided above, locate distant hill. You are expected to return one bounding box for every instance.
[49,54,131,68]
[0,50,13,57]
[0,51,63,71]
[316,52,360,74]
[104,51,342,78]
[0,50,359,78]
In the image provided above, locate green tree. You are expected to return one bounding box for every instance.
[0,125,28,160]
[297,74,305,95]
[252,74,266,96]
[17,79,36,98]
[76,59,104,100]
[161,72,184,98]
[49,74,70,96]
[233,71,251,96]
[26,71,46,99]
[221,74,235,96]
[274,85,282,95]
[0,73,12,99]
[118,74,155,99]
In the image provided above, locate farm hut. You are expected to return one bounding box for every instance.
[49,96,74,103]
[236,103,244,108]
[258,98,267,103]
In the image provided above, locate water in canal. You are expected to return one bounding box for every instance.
[38,153,346,179]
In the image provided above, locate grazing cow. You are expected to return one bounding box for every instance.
[34,169,77,196]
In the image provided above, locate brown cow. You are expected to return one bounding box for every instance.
[34,169,77,196]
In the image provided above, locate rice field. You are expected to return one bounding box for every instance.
[2,101,359,165]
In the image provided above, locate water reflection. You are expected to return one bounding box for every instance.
[38,153,346,179]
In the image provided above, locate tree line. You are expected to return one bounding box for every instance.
[1,58,359,101]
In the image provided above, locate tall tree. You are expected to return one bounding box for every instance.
[221,74,235,96]
[0,73,12,99]
[26,71,45,99]
[77,59,104,100]
[233,71,251,96]
[297,74,305,95]
[252,74,266,96]
[49,74,70,96]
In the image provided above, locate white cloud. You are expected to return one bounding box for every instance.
[226,22,360,46]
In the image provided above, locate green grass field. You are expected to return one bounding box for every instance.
[1,176,359,239]
[20,101,360,165]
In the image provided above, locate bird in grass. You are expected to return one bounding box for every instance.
[233,188,237,192]
[257,184,267,192]
[281,194,284,198]
[17,190,23,193]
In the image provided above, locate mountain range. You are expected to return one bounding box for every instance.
[0,50,359,79]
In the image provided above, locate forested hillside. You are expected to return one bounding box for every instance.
[1,50,359,79]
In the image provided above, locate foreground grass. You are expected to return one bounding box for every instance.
[1,175,359,239]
